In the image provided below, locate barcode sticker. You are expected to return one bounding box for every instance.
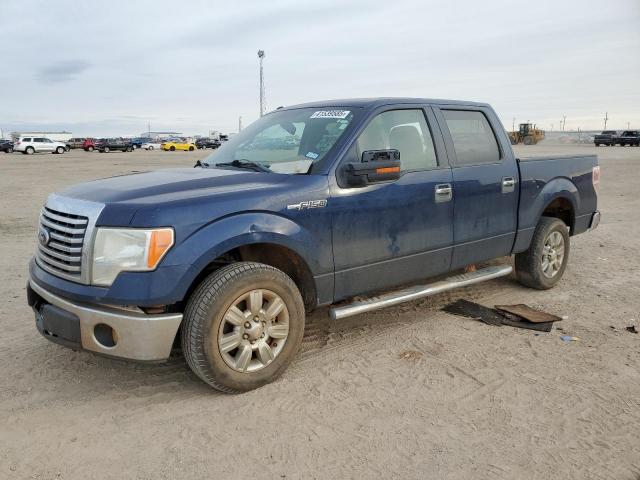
[310,110,351,119]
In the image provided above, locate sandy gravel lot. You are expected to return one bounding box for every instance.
[1,144,639,479]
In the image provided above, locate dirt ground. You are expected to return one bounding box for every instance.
[0,144,638,480]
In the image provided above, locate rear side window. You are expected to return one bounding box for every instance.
[442,110,500,166]
[22,138,32,142]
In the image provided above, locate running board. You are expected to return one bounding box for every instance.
[329,265,513,321]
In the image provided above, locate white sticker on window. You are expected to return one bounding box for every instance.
[310,110,351,119]
[305,151,319,159]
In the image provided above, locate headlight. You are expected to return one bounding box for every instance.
[91,228,174,286]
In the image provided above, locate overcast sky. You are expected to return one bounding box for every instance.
[1,0,639,137]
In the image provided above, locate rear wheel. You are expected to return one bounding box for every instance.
[26,147,35,155]
[189,146,194,151]
[7,147,13,153]
[103,147,110,153]
[182,262,305,393]
[170,146,176,151]
[148,146,154,150]
[515,217,570,290]
[524,136,534,145]
[87,146,94,152]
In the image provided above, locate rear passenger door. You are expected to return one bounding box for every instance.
[433,106,518,269]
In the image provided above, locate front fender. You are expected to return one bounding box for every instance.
[158,211,329,304]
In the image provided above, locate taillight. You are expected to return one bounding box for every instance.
[592,166,600,196]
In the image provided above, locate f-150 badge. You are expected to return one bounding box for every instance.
[287,199,327,211]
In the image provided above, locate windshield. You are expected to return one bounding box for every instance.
[202,107,355,174]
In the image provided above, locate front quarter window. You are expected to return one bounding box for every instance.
[203,107,356,174]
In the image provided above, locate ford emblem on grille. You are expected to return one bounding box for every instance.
[38,227,50,247]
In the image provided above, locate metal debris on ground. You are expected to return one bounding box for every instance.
[626,325,638,334]
[495,304,563,323]
[442,299,562,332]
[442,299,503,326]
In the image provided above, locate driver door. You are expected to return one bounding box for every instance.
[329,107,454,301]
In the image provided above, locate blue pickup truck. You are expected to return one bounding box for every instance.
[27,98,601,392]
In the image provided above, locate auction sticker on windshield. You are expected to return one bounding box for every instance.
[310,110,351,119]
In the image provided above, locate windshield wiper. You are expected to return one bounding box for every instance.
[194,160,209,168]
[215,159,271,173]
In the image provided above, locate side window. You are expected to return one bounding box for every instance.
[442,110,500,166]
[34,138,44,143]
[23,138,32,142]
[356,109,437,171]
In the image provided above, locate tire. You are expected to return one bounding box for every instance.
[181,262,305,393]
[7,147,13,153]
[170,146,176,151]
[26,147,35,155]
[515,217,570,290]
[56,146,65,154]
[104,147,110,153]
[524,136,534,145]
[595,143,600,147]
[189,146,194,151]
[148,146,154,150]
[88,146,94,152]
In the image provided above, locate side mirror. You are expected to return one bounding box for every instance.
[345,149,401,187]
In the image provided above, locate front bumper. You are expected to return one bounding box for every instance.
[27,279,183,362]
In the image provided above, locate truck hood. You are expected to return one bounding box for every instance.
[61,167,277,205]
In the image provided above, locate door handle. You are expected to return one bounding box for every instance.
[435,183,453,203]
[502,177,515,193]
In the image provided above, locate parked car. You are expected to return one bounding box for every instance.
[196,138,221,149]
[14,136,67,155]
[0,139,14,153]
[97,138,134,153]
[141,141,163,150]
[66,138,86,150]
[131,137,152,149]
[161,140,196,151]
[26,97,600,393]
[82,138,98,152]
[617,130,640,146]
[593,130,618,147]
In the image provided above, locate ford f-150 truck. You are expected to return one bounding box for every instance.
[27,98,601,393]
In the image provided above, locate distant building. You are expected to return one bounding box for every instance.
[10,131,72,142]
[141,131,182,140]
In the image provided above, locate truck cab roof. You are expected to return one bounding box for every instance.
[281,97,491,111]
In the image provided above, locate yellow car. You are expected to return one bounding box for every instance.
[161,140,196,151]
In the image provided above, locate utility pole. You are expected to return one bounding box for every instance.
[604,112,608,130]
[512,118,515,132]
[238,116,243,132]
[627,121,631,129]
[562,115,566,131]
[258,50,265,117]
[147,120,151,137]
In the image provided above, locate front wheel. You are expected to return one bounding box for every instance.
[189,146,194,151]
[515,217,570,290]
[148,146,154,150]
[170,146,176,151]
[56,146,65,154]
[182,262,305,393]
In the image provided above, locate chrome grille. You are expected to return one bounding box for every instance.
[37,207,88,279]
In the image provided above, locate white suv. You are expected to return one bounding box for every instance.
[14,137,68,155]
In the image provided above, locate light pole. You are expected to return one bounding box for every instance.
[604,112,608,130]
[258,50,265,117]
